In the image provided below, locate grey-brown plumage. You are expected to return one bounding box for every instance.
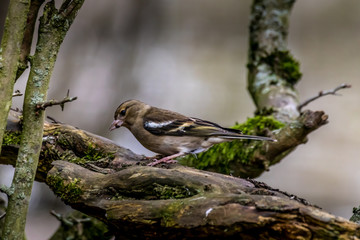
[110,99,275,165]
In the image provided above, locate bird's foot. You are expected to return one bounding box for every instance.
[147,157,178,166]
[147,152,184,166]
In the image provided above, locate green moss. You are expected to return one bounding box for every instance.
[234,115,284,135]
[179,116,284,174]
[56,138,114,164]
[153,183,193,199]
[350,206,360,224]
[47,174,83,203]
[262,50,302,85]
[2,131,21,146]
[159,201,184,227]
[82,143,108,161]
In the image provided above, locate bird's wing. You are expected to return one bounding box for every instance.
[143,108,275,141]
[143,112,242,137]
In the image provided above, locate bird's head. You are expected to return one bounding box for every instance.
[109,99,147,131]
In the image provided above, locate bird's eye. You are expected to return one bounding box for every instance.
[120,109,126,116]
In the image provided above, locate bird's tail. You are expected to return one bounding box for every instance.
[220,134,276,142]
[218,127,276,142]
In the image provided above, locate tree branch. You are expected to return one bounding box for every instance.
[0,111,357,238]
[181,110,328,177]
[44,160,360,239]
[297,83,351,112]
[178,1,336,178]
[49,210,111,240]
[36,90,78,111]
[17,0,45,79]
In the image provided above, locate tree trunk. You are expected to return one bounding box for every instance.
[0,0,30,154]
[2,1,85,239]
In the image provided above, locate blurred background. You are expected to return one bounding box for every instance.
[1,0,360,239]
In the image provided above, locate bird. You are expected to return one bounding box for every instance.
[109,100,276,166]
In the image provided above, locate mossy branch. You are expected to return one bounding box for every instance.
[0,110,356,238]
[42,160,360,239]
[181,110,327,178]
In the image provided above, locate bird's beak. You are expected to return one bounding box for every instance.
[109,119,123,131]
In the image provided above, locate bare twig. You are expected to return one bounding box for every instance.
[51,210,91,225]
[297,83,351,112]
[12,90,23,97]
[0,212,6,220]
[47,116,63,124]
[50,210,61,220]
[50,210,73,226]
[10,107,21,112]
[36,90,77,111]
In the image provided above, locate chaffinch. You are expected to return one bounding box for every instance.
[110,100,275,166]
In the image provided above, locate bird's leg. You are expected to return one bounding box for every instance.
[145,154,163,160]
[147,152,185,166]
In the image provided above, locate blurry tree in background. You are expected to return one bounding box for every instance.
[0,1,360,240]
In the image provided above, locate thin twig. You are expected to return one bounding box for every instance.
[50,210,91,225]
[297,83,351,112]
[36,89,77,111]
[10,107,22,112]
[71,215,91,223]
[12,90,23,97]
[47,116,63,124]
[50,210,62,220]
[50,210,73,226]
[0,212,6,220]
